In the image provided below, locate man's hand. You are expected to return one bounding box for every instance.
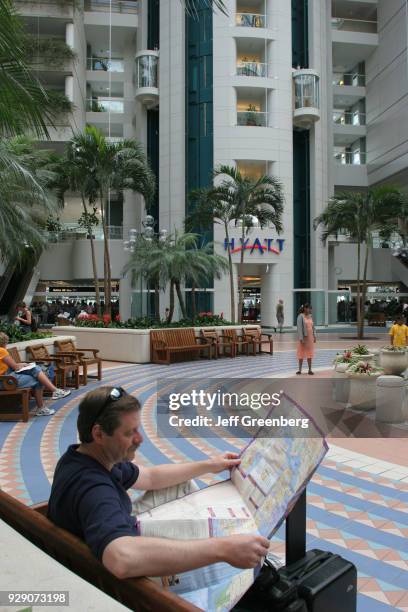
[206,452,241,474]
[219,534,270,569]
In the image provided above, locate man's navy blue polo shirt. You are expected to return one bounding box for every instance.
[48,444,139,560]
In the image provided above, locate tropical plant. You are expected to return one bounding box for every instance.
[123,231,228,323]
[65,126,155,315]
[381,345,406,352]
[45,90,74,116]
[0,137,58,263]
[346,361,384,376]
[0,0,53,138]
[349,344,370,355]
[333,350,356,365]
[23,35,76,68]
[182,0,228,15]
[314,186,406,339]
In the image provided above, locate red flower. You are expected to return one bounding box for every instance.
[115,314,121,322]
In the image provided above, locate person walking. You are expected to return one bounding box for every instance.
[296,303,316,375]
[276,299,284,333]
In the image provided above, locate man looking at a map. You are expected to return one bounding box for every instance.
[48,386,269,579]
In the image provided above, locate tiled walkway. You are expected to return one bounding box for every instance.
[0,345,407,611]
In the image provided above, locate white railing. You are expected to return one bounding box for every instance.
[333,151,367,165]
[236,62,267,77]
[235,12,266,28]
[333,111,366,126]
[331,17,377,33]
[332,72,365,87]
[46,225,124,241]
[237,111,268,127]
[87,57,124,72]
[86,98,124,113]
[85,0,138,13]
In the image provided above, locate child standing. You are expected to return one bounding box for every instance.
[389,316,408,347]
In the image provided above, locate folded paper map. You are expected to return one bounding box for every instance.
[138,394,328,611]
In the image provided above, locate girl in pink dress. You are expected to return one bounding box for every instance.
[296,303,317,375]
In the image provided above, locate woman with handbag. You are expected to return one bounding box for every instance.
[296,303,316,375]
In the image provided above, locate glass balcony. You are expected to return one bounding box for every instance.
[85,0,139,13]
[136,54,158,89]
[331,17,377,33]
[235,13,266,28]
[333,151,366,165]
[87,57,124,72]
[86,98,124,112]
[333,111,366,126]
[332,72,365,87]
[237,111,268,127]
[236,62,267,77]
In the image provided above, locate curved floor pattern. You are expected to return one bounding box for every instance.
[1,349,408,611]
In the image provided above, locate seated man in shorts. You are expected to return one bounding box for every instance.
[0,332,71,416]
[48,387,269,578]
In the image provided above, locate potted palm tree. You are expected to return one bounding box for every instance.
[380,345,407,375]
[345,361,384,410]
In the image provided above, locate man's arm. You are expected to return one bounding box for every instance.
[102,533,269,579]
[135,453,241,491]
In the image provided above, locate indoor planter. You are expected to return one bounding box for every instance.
[345,361,384,411]
[379,346,407,375]
[349,344,375,363]
[333,351,357,373]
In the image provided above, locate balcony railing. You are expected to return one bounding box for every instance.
[87,57,124,72]
[331,17,377,33]
[237,111,268,127]
[236,12,266,28]
[86,98,124,112]
[333,111,366,126]
[236,62,267,77]
[334,151,367,165]
[84,0,138,13]
[332,72,365,87]
[46,225,124,241]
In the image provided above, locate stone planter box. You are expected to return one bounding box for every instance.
[52,326,261,364]
[379,349,408,375]
[351,352,375,363]
[9,335,76,361]
[345,372,382,411]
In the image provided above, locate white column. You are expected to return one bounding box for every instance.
[119,276,132,320]
[261,264,293,328]
[65,76,74,102]
[65,22,74,49]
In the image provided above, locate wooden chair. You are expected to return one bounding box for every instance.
[219,329,249,357]
[0,490,199,612]
[26,344,79,389]
[8,346,56,397]
[54,339,102,386]
[200,328,234,358]
[0,376,30,422]
[150,329,211,365]
[242,326,274,355]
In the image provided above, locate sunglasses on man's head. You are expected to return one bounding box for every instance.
[92,387,126,426]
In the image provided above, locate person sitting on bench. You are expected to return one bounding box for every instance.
[0,332,71,417]
[48,386,269,578]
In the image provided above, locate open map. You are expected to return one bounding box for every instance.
[138,394,328,611]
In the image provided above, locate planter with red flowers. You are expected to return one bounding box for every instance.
[345,361,385,411]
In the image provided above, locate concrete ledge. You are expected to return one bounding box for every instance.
[52,326,261,363]
[9,335,77,361]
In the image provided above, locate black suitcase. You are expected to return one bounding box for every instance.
[233,549,356,612]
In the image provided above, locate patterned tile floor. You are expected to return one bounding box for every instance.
[1,347,408,611]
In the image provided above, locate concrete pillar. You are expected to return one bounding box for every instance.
[65,22,74,49]
[65,76,74,102]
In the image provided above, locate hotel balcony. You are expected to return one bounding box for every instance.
[293,69,320,129]
[236,110,269,127]
[332,17,378,66]
[333,111,366,145]
[135,51,159,108]
[333,149,368,187]
[234,1,275,38]
[84,0,138,29]
[333,72,366,107]
[87,56,124,73]
[235,12,267,28]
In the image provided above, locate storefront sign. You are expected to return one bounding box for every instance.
[224,237,285,255]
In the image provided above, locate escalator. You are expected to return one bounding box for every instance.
[0,258,37,318]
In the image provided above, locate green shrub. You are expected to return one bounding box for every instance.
[23,35,76,68]
[74,314,234,329]
[0,323,52,344]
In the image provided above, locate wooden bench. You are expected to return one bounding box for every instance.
[0,375,30,422]
[26,344,80,389]
[242,326,274,355]
[0,490,198,612]
[54,339,102,386]
[150,329,211,365]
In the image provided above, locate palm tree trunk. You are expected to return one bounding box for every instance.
[175,281,187,319]
[238,221,246,323]
[356,241,362,339]
[99,189,112,316]
[225,223,235,323]
[191,282,196,322]
[359,242,370,340]
[82,195,101,317]
[168,280,175,323]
